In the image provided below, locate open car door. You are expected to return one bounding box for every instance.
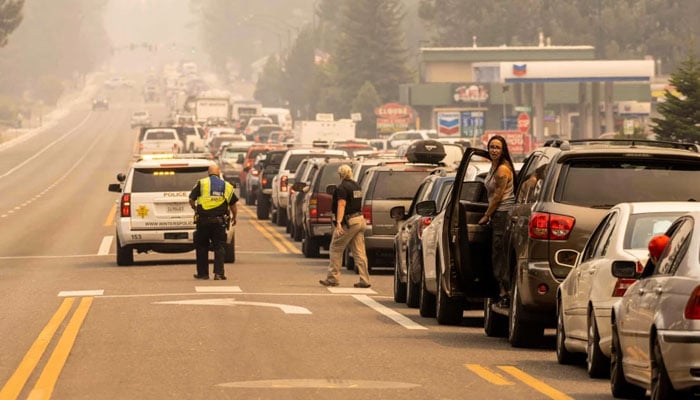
[441,148,499,298]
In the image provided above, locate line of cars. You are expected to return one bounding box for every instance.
[382,138,700,398]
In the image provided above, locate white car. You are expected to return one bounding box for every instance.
[130,111,151,128]
[386,130,438,149]
[107,155,235,266]
[555,202,700,378]
[139,128,183,155]
[611,210,700,399]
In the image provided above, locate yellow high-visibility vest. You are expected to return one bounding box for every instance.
[197,176,233,210]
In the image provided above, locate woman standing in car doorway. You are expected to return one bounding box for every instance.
[478,135,516,308]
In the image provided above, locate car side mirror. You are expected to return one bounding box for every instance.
[325,184,337,195]
[237,155,245,164]
[415,200,437,216]
[554,249,579,269]
[117,173,126,182]
[611,260,639,279]
[108,183,122,193]
[389,206,406,220]
[291,181,306,192]
[243,166,250,172]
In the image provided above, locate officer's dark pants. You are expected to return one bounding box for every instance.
[194,219,227,277]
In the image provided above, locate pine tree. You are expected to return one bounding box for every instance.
[351,81,382,138]
[652,54,700,143]
[332,0,411,116]
[254,56,285,107]
[0,0,24,47]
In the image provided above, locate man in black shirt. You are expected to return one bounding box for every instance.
[319,164,371,288]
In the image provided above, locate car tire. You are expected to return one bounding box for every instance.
[246,190,255,206]
[435,257,462,325]
[611,324,646,399]
[393,255,407,303]
[240,184,247,200]
[277,207,287,227]
[292,223,303,242]
[508,283,544,348]
[345,250,355,271]
[587,309,610,378]
[302,236,320,258]
[419,269,436,318]
[651,335,681,400]
[484,298,508,337]
[256,194,270,220]
[556,299,578,364]
[225,234,235,263]
[116,235,133,266]
[406,252,421,308]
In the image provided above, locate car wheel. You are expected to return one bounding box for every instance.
[406,252,421,308]
[651,335,681,400]
[484,297,508,337]
[556,299,577,364]
[225,234,235,263]
[393,254,407,303]
[345,250,355,271]
[611,323,646,399]
[587,309,610,378]
[246,190,255,206]
[419,269,436,318]
[256,194,269,220]
[277,207,287,227]
[508,283,544,348]
[435,257,462,325]
[240,184,247,200]
[302,236,320,258]
[116,235,133,266]
[286,216,292,234]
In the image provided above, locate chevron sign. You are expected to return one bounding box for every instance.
[437,112,460,136]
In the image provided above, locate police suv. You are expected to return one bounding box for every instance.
[108,155,235,266]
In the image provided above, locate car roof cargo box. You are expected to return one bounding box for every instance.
[405,139,446,164]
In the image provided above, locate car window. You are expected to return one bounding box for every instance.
[408,180,432,215]
[436,180,454,211]
[624,212,680,249]
[557,159,700,207]
[597,212,618,257]
[368,171,431,200]
[131,166,209,192]
[426,132,438,139]
[316,163,342,190]
[145,130,176,140]
[581,213,612,263]
[221,148,248,162]
[656,217,693,275]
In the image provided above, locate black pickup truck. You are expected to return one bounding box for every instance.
[255,149,287,220]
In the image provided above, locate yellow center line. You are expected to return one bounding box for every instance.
[263,223,301,254]
[498,366,574,400]
[465,364,514,385]
[28,297,94,400]
[103,204,117,227]
[0,298,75,400]
[248,218,289,253]
[239,206,301,254]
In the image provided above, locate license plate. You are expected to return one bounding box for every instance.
[167,205,185,213]
[164,232,188,239]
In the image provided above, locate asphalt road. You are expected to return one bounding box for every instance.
[0,90,617,400]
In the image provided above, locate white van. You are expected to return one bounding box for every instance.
[261,107,293,131]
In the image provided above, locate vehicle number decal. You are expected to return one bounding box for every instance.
[168,205,185,213]
[131,234,142,240]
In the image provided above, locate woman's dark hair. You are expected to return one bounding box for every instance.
[487,135,516,174]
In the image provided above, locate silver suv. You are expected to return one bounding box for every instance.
[108,155,236,266]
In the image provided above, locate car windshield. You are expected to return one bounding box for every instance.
[558,159,700,207]
[145,131,176,140]
[624,212,680,249]
[222,149,247,162]
[131,167,209,192]
[370,171,432,200]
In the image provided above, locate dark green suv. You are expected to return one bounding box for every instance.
[432,139,700,347]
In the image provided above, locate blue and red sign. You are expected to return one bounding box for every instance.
[512,64,527,76]
[437,112,460,136]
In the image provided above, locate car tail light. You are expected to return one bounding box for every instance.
[362,205,372,225]
[280,175,288,192]
[120,193,131,217]
[252,169,259,176]
[417,217,432,238]
[684,285,700,320]
[173,143,179,152]
[528,212,575,240]
[612,278,636,297]
[262,177,268,186]
[309,196,318,220]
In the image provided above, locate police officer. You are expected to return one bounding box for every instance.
[319,164,371,288]
[189,164,238,280]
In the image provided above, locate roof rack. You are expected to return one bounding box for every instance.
[543,139,699,153]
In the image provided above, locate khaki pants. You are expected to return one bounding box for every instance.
[326,215,370,284]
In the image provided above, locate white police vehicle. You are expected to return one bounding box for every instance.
[108,155,235,266]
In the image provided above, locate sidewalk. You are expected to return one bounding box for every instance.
[0,73,102,150]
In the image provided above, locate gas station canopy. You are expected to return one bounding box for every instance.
[500,60,655,83]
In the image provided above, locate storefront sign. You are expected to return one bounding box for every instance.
[453,84,489,104]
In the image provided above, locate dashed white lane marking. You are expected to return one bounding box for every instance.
[97,236,113,256]
[352,294,427,330]
[58,290,104,297]
[154,298,312,314]
[327,287,376,294]
[195,286,242,293]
